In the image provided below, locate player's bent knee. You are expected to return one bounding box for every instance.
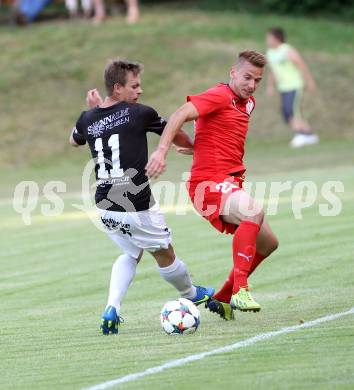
[257,209,265,225]
[241,208,264,225]
[269,236,279,254]
[264,235,279,257]
[225,196,264,226]
[114,253,139,270]
[151,245,175,267]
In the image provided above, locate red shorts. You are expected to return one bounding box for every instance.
[187,175,244,234]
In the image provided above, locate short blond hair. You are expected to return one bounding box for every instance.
[237,50,267,68]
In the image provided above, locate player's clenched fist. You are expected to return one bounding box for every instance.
[145,149,166,178]
[86,89,103,108]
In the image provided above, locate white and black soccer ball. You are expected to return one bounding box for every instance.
[160,298,200,335]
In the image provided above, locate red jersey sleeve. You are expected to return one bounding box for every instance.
[187,86,230,117]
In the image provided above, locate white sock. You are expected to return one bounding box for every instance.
[107,254,138,312]
[158,257,196,300]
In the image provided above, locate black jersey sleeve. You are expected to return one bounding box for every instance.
[142,105,167,136]
[72,111,87,145]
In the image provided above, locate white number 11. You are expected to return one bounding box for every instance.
[94,134,124,179]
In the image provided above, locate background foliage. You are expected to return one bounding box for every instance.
[195,0,354,20]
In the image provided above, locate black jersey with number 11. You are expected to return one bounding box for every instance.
[72,101,166,212]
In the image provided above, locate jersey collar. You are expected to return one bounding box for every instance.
[221,83,250,104]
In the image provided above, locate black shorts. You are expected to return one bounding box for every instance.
[280,89,303,123]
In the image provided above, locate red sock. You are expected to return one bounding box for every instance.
[214,223,262,302]
[214,252,266,303]
[249,252,266,276]
[232,221,260,294]
[213,267,233,303]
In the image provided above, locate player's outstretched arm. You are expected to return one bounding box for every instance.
[172,130,194,149]
[146,102,199,178]
[172,130,194,156]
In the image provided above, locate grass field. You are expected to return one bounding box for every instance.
[1,3,354,390]
[0,4,354,166]
[2,139,354,389]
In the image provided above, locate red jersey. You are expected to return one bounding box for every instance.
[187,83,255,180]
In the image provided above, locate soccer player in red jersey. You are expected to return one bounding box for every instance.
[146,50,279,319]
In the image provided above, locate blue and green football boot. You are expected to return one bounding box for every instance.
[100,305,123,335]
[190,285,215,306]
[206,299,235,321]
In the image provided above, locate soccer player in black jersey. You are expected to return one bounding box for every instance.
[69,59,214,335]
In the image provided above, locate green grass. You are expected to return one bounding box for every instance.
[1,142,354,389]
[2,137,354,203]
[1,4,354,390]
[0,5,353,166]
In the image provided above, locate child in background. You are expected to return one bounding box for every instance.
[266,27,319,148]
[91,0,139,25]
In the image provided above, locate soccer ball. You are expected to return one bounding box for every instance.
[160,298,200,335]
